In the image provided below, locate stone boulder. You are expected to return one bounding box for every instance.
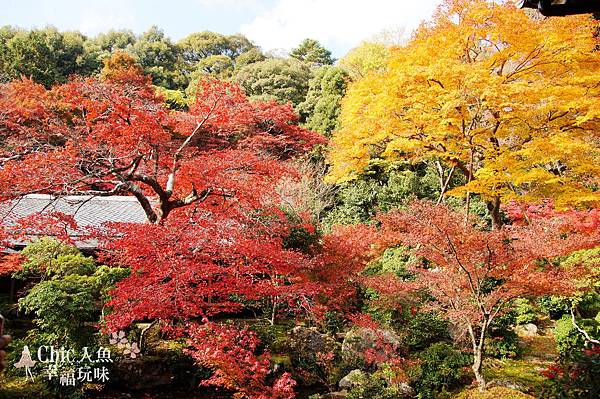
[341,327,402,365]
[488,379,527,392]
[397,382,416,397]
[287,326,335,355]
[338,369,365,390]
[285,326,337,385]
[515,323,538,337]
[111,356,174,390]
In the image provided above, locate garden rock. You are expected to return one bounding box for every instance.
[489,379,527,391]
[338,369,365,389]
[341,327,402,365]
[287,326,335,354]
[112,357,174,390]
[397,382,416,397]
[286,326,337,385]
[515,323,538,337]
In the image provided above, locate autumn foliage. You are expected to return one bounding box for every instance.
[0,67,325,222]
[0,64,375,397]
[328,0,600,228]
[1,3,600,398]
[374,201,600,387]
[186,322,296,399]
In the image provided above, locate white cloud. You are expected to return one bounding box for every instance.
[196,0,261,7]
[77,1,137,36]
[240,0,442,56]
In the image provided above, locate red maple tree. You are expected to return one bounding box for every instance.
[186,322,296,399]
[0,69,325,222]
[0,66,375,398]
[375,201,600,389]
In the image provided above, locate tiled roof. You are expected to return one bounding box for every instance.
[0,194,148,249]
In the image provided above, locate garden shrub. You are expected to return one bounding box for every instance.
[13,237,81,279]
[18,274,98,346]
[554,315,599,360]
[539,296,569,320]
[346,375,402,399]
[513,298,537,326]
[92,265,130,299]
[15,239,129,347]
[360,287,399,327]
[410,342,471,399]
[363,246,414,279]
[345,364,411,399]
[485,311,520,359]
[405,312,450,351]
[485,333,520,359]
[542,345,600,399]
[541,310,600,398]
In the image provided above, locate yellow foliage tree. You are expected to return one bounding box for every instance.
[328,0,600,228]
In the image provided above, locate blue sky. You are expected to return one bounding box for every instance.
[0,0,442,57]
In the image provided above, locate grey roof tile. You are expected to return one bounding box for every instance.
[0,194,148,249]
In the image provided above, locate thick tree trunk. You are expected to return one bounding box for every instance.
[487,196,502,230]
[468,320,488,391]
[472,346,486,390]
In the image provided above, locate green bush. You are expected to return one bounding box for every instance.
[411,343,471,399]
[13,237,81,279]
[18,274,98,346]
[543,311,600,398]
[92,265,130,299]
[346,370,407,399]
[539,296,570,319]
[16,239,129,348]
[513,298,537,326]
[485,312,520,359]
[248,321,290,354]
[405,312,450,351]
[8,240,132,398]
[485,333,520,359]
[363,246,414,279]
[555,315,599,360]
[360,287,399,327]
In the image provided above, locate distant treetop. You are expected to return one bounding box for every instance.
[290,38,335,66]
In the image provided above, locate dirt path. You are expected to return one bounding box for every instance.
[484,318,557,398]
